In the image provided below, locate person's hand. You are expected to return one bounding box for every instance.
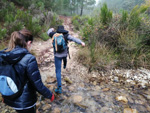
[81,42,85,47]
[51,28,55,31]
[50,94,54,102]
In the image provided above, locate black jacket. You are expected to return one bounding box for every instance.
[0,46,52,108]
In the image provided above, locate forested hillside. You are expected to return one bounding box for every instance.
[0,0,63,48]
[99,0,146,12]
[0,0,96,49]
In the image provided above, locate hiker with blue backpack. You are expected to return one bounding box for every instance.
[47,25,85,94]
[0,29,54,113]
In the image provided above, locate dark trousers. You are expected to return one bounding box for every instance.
[16,106,36,113]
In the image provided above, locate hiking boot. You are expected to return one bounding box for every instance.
[55,87,62,94]
[63,65,66,69]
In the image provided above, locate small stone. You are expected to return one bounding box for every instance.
[135,100,145,105]
[101,107,112,113]
[114,77,119,82]
[102,88,110,92]
[72,95,83,103]
[127,97,134,103]
[90,91,99,96]
[93,81,97,85]
[146,104,150,111]
[79,83,85,88]
[116,96,128,104]
[45,84,55,91]
[95,86,100,91]
[44,53,49,58]
[137,105,147,112]
[124,108,138,113]
[68,86,75,91]
[74,103,88,109]
[64,77,72,84]
[145,95,150,100]
[42,104,51,110]
[52,108,61,113]
[45,77,56,83]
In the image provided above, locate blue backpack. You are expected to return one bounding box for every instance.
[52,33,67,53]
[0,56,26,100]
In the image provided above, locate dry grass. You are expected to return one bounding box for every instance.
[77,44,116,71]
[0,40,8,50]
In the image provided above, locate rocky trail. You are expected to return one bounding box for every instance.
[0,16,150,113]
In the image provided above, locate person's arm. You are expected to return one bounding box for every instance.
[47,28,56,38]
[47,28,54,35]
[27,56,53,99]
[67,35,85,46]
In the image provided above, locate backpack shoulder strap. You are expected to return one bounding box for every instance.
[63,34,69,44]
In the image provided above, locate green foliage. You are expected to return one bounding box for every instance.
[10,0,31,8]
[72,15,90,30]
[72,15,81,30]
[120,10,128,23]
[4,13,15,23]
[1,6,42,36]
[100,3,112,25]
[5,21,24,35]
[73,1,150,70]
[81,24,94,42]
[128,5,148,30]
[0,0,62,42]
[100,0,145,12]
[88,18,94,26]
[40,32,50,41]
[36,1,44,11]
[25,16,42,36]
[50,13,58,27]
[118,31,141,51]
[8,0,96,16]
[0,28,7,40]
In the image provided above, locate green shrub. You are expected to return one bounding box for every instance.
[118,30,141,51]
[73,20,80,30]
[81,24,93,42]
[120,10,128,23]
[100,3,113,25]
[128,5,148,30]
[50,13,62,28]
[6,21,24,35]
[36,1,45,11]
[4,13,15,23]
[72,15,90,30]
[0,28,7,40]
[40,32,50,41]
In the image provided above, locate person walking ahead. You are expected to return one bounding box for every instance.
[47,25,85,94]
[0,29,54,113]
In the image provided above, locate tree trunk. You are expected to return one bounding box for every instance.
[80,1,84,16]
